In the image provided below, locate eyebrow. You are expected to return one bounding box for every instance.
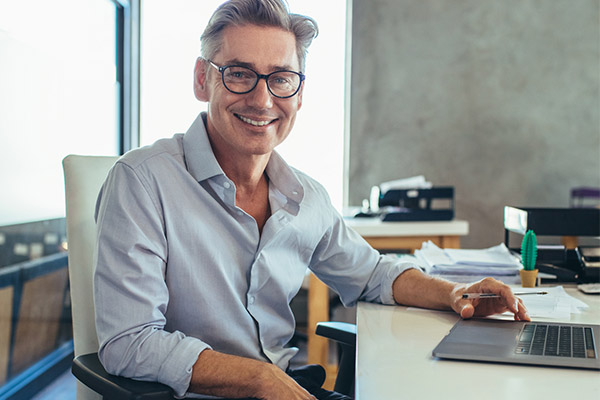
[222,58,299,73]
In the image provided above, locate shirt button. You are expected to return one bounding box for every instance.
[223,181,231,189]
[248,296,256,305]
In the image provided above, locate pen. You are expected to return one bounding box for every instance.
[461,291,548,299]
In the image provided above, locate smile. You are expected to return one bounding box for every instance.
[235,114,276,127]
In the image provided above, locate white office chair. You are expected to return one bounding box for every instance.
[63,155,174,400]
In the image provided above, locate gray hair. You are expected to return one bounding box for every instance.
[200,0,318,71]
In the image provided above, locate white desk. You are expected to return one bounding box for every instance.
[345,218,469,251]
[356,287,600,400]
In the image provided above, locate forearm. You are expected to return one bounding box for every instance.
[189,349,306,399]
[189,350,267,397]
[392,269,530,321]
[392,268,459,310]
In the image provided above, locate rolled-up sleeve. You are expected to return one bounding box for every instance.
[94,161,209,397]
[308,203,419,307]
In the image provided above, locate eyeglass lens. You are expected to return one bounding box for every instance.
[222,66,301,97]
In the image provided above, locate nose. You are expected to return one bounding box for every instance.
[246,77,273,109]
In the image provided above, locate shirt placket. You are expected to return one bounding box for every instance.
[246,208,293,364]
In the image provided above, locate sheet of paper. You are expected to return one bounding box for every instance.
[498,286,589,320]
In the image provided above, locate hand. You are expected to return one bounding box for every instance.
[256,364,317,400]
[450,277,531,321]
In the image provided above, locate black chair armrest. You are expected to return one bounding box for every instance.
[315,321,356,346]
[315,321,356,397]
[72,353,175,400]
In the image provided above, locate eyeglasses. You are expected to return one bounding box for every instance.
[207,60,305,99]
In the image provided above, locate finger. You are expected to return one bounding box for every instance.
[514,297,531,321]
[502,288,520,315]
[459,302,475,319]
[479,278,520,315]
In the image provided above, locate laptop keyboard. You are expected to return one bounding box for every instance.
[515,323,597,358]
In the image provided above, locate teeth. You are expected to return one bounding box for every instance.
[237,114,272,126]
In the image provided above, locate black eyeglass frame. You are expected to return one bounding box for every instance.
[207,60,305,99]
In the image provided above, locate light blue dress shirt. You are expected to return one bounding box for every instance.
[94,113,416,397]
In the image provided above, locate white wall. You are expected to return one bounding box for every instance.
[140,0,347,209]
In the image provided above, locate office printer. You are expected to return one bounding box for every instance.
[504,206,600,283]
[366,186,455,222]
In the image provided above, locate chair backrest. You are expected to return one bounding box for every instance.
[63,155,119,399]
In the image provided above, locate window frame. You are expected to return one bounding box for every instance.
[114,0,141,154]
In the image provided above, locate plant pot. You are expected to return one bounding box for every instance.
[520,269,538,288]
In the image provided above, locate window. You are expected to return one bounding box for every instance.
[140,0,346,209]
[0,0,119,226]
[0,0,135,396]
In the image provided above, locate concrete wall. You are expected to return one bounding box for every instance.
[348,0,600,248]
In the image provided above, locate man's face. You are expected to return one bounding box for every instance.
[195,24,303,160]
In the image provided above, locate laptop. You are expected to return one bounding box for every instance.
[432,318,600,370]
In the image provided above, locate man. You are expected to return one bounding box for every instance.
[94,1,530,399]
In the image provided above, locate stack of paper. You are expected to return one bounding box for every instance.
[413,241,522,283]
[379,175,432,194]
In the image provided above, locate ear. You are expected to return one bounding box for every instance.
[193,58,210,102]
[296,81,304,111]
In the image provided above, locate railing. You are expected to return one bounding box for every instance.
[0,252,72,399]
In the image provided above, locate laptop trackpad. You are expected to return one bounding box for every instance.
[433,319,523,359]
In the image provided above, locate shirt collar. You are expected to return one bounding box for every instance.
[266,151,305,207]
[182,112,305,205]
[183,112,225,182]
